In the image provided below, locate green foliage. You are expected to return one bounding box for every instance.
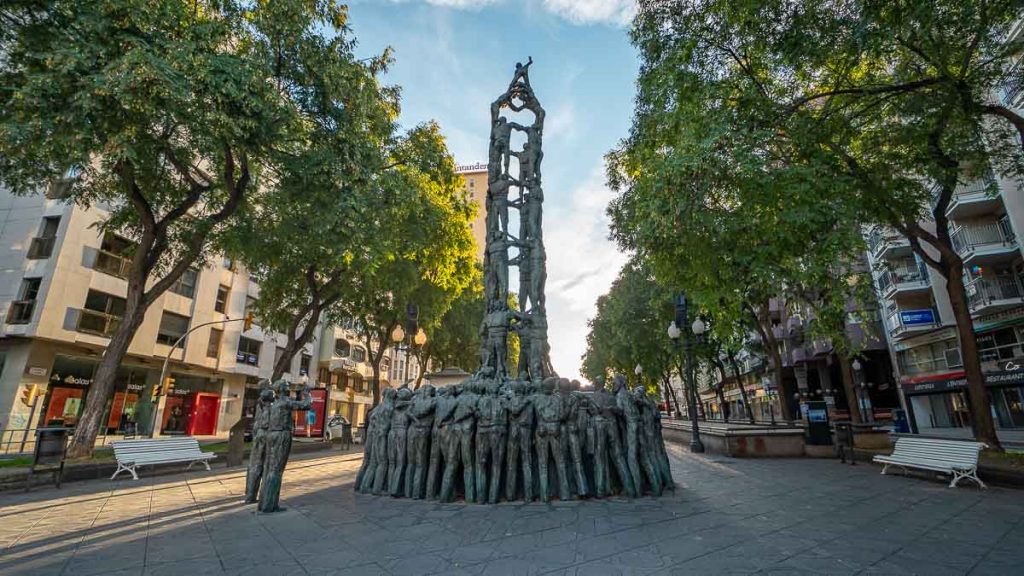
[419,264,484,374]
[581,258,676,394]
[330,125,477,403]
[611,0,1023,442]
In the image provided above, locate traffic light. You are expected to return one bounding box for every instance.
[161,376,175,396]
[243,311,254,331]
[20,384,38,407]
[151,383,160,402]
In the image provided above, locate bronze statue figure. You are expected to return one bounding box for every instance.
[505,377,535,501]
[244,380,274,504]
[387,387,413,496]
[426,384,457,500]
[533,377,570,502]
[589,376,635,498]
[475,379,508,504]
[258,380,311,513]
[406,385,437,499]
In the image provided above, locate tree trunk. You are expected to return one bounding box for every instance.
[750,307,795,420]
[662,372,682,417]
[946,270,1003,451]
[67,294,147,458]
[712,361,729,422]
[726,352,755,423]
[837,354,863,424]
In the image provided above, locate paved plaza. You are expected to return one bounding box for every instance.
[1,444,1022,576]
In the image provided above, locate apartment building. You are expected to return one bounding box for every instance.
[700,292,896,424]
[0,188,393,446]
[861,21,1024,434]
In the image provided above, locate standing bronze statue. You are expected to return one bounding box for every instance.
[258,380,311,513]
[426,385,457,500]
[244,380,274,504]
[558,378,588,498]
[475,379,508,504]
[387,387,413,496]
[363,388,396,495]
[406,385,437,499]
[533,377,569,502]
[635,386,673,491]
[589,376,635,498]
[441,381,478,503]
[505,377,535,501]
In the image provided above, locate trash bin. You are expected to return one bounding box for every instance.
[341,422,353,450]
[833,421,855,465]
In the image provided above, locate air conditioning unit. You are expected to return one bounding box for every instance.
[945,348,963,369]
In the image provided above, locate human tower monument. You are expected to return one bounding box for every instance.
[351,62,673,504]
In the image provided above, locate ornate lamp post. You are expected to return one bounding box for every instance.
[391,324,428,385]
[668,294,705,453]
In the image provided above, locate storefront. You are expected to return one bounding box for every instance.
[43,355,149,432]
[160,374,224,436]
[40,354,224,436]
[903,362,1024,430]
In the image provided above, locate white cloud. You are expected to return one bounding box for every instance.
[383,0,635,26]
[543,164,628,384]
[541,0,635,25]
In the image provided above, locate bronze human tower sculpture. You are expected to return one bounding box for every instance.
[481,57,553,380]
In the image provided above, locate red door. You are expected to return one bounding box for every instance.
[187,393,220,436]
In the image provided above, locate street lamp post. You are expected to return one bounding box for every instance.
[668,293,705,454]
[391,324,427,386]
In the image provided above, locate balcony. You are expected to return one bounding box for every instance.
[880,261,931,298]
[867,227,911,260]
[5,300,35,324]
[77,309,121,337]
[951,217,1018,267]
[966,275,1024,316]
[94,250,132,279]
[945,177,1002,220]
[886,307,940,339]
[26,236,56,260]
[1001,55,1023,109]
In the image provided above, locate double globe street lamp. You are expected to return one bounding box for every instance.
[391,323,427,385]
[667,294,707,454]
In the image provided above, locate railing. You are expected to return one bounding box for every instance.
[966,275,1024,310]
[5,300,35,324]
[94,249,132,279]
[27,236,56,260]
[0,427,125,456]
[881,260,930,294]
[867,228,906,258]
[951,217,1016,256]
[77,309,122,337]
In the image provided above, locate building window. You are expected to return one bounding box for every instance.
[156,311,190,347]
[168,268,198,299]
[27,216,60,260]
[207,328,223,358]
[214,285,230,313]
[319,367,331,387]
[244,295,257,323]
[300,354,311,376]
[78,290,126,336]
[334,339,351,358]
[94,233,134,279]
[352,346,366,363]
[237,336,261,366]
[6,278,42,324]
[381,357,391,374]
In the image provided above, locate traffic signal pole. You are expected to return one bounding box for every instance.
[149,315,250,438]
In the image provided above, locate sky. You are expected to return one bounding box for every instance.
[348,0,639,383]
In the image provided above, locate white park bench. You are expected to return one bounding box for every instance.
[110,437,216,480]
[874,437,987,488]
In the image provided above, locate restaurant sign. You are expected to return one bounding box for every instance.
[902,359,1024,395]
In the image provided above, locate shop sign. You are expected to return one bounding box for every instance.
[900,309,935,326]
[902,359,1024,395]
[50,373,92,386]
[26,366,47,377]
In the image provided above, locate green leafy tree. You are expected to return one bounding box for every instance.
[333,127,477,405]
[582,259,682,415]
[612,0,1024,449]
[0,0,344,456]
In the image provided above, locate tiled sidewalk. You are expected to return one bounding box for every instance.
[1,444,1021,575]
